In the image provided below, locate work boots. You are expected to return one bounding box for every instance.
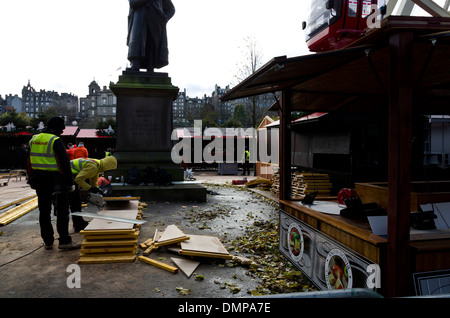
[58,241,81,250]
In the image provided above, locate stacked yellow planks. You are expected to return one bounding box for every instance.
[271,171,333,198]
[78,198,143,264]
[0,197,38,226]
[301,172,332,197]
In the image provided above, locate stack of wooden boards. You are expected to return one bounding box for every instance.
[138,224,233,277]
[0,195,38,226]
[78,197,143,264]
[271,171,333,198]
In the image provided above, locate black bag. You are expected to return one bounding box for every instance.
[143,167,172,186]
[126,167,140,185]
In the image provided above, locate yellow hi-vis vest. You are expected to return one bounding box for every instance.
[243,150,250,162]
[29,133,60,171]
[70,158,101,175]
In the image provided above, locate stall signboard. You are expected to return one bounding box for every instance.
[279,209,380,291]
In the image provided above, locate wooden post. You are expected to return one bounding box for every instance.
[387,31,413,297]
[279,90,292,201]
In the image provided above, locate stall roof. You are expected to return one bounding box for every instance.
[221,16,450,115]
[265,112,328,128]
[62,126,80,137]
[76,129,100,138]
[174,127,255,139]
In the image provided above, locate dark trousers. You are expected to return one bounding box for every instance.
[35,185,71,246]
[243,161,250,175]
[68,185,88,231]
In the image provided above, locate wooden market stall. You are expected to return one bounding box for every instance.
[222,16,450,297]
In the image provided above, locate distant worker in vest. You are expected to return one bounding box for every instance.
[73,142,88,159]
[69,156,118,219]
[27,116,81,250]
[242,146,250,176]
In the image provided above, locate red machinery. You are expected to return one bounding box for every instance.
[304,0,383,52]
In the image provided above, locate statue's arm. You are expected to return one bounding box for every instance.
[163,0,175,21]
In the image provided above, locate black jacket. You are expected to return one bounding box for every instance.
[27,128,74,189]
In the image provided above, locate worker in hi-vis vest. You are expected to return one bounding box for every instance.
[27,117,82,250]
[68,156,117,225]
[242,146,250,176]
[70,156,117,193]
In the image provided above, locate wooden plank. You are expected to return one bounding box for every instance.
[83,231,140,241]
[80,229,136,236]
[78,253,136,264]
[81,239,137,247]
[81,246,137,254]
[0,197,38,225]
[138,256,178,273]
[139,242,148,249]
[103,197,141,201]
[178,250,233,260]
[143,238,154,245]
[143,244,159,256]
[154,237,189,247]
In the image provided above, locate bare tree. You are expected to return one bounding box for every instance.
[235,36,263,83]
[234,36,267,128]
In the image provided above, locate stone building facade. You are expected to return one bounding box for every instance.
[79,80,117,125]
[21,81,78,119]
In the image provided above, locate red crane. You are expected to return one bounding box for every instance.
[303,0,450,52]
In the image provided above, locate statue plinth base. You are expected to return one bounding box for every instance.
[109,71,193,194]
[109,71,206,201]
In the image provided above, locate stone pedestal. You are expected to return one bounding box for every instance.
[110,71,183,181]
[109,71,206,202]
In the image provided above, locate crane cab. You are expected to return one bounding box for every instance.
[303,0,385,52]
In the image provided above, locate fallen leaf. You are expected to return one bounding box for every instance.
[176,287,191,295]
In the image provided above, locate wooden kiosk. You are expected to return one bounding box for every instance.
[222,16,450,297]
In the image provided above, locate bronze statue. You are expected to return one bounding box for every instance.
[127,0,175,72]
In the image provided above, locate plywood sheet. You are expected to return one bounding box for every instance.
[180,235,229,255]
[83,200,140,231]
[155,225,189,246]
[171,257,200,278]
[84,211,138,230]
